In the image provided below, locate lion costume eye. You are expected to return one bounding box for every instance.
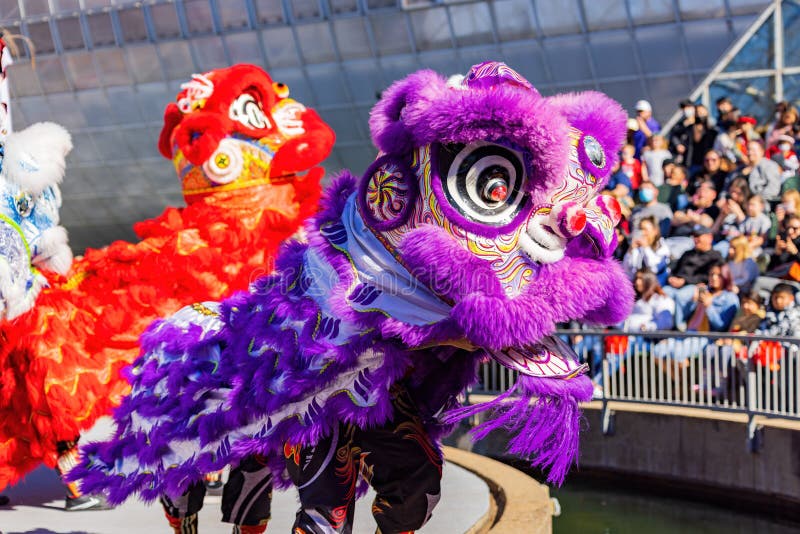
[437,142,528,226]
[229,93,271,130]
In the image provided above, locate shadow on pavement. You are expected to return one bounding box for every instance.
[2,466,65,508]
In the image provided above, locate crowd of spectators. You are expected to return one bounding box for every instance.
[606,97,800,340]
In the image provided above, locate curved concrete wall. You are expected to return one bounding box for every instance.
[447,402,800,520]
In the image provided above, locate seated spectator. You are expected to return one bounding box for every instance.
[766,134,799,184]
[623,216,672,286]
[740,140,782,203]
[712,177,750,243]
[653,262,736,366]
[766,213,800,278]
[729,290,765,334]
[605,158,632,199]
[737,116,761,152]
[689,149,729,195]
[630,182,673,237]
[668,99,695,166]
[658,163,689,212]
[642,134,672,186]
[765,105,799,149]
[738,194,772,254]
[612,224,630,263]
[686,115,717,175]
[685,263,739,332]
[752,283,800,374]
[713,120,747,165]
[669,180,719,238]
[727,235,759,294]
[663,225,724,330]
[715,96,733,125]
[598,269,675,393]
[772,189,800,238]
[620,143,646,191]
[622,268,675,331]
[757,283,800,337]
[716,290,766,402]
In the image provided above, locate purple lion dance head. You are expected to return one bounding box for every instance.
[70,62,633,504]
[360,61,631,345]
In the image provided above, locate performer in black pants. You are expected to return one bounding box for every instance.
[161,455,273,534]
[286,384,443,534]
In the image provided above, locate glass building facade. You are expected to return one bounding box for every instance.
[0,0,770,249]
[663,0,800,131]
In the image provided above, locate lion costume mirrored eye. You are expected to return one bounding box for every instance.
[437,141,529,226]
[582,135,605,168]
[14,190,32,218]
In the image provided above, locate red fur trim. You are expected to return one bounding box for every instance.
[159,103,183,159]
[272,109,335,177]
[172,112,229,166]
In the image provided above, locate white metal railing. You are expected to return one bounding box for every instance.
[473,330,800,450]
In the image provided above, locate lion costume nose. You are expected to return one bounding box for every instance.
[548,202,587,238]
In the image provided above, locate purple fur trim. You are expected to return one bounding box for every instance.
[369,70,570,204]
[567,221,615,259]
[400,224,630,349]
[579,259,635,326]
[400,225,504,303]
[442,373,593,485]
[545,91,627,186]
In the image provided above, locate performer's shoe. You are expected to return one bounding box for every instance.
[0,494,9,506]
[166,512,198,534]
[232,524,268,534]
[64,493,112,511]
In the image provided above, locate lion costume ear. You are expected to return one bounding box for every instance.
[368,70,444,156]
[545,91,627,184]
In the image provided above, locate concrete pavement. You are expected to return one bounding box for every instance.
[0,458,488,534]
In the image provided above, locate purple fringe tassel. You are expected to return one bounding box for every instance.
[441,374,593,485]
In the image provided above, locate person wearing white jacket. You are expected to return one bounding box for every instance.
[623,216,672,286]
[623,269,676,332]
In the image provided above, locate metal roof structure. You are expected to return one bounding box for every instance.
[0,0,770,250]
[663,0,800,132]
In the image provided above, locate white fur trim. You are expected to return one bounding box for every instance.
[518,214,566,264]
[33,225,72,275]
[3,122,73,194]
[273,100,306,137]
[0,258,46,320]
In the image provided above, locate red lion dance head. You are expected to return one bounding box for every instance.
[158,64,335,204]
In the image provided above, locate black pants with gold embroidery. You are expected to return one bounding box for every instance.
[286,386,443,534]
[160,455,273,527]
